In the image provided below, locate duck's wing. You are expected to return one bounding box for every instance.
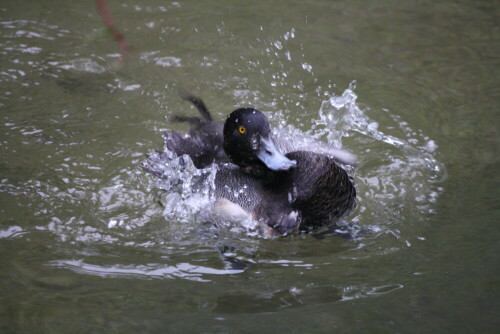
[272,131,357,166]
[164,94,229,168]
[286,151,357,227]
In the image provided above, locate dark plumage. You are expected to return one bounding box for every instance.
[164,94,228,168]
[144,94,357,236]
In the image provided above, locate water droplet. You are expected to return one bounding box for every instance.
[301,62,312,73]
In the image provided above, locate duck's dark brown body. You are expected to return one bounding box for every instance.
[144,94,357,235]
[218,151,356,234]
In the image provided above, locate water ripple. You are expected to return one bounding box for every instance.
[49,259,244,282]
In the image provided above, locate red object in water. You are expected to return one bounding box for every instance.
[95,0,131,66]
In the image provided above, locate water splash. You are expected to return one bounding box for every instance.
[145,151,273,239]
[144,81,445,242]
[308,81,445,241]
[146,151,217,224]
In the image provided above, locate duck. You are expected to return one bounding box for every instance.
[144,93,357,236]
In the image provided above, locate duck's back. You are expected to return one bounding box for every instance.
[284,151,356,229]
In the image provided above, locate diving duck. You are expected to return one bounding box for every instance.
[144,94,356,236]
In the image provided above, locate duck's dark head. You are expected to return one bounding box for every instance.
[223,108,296,175]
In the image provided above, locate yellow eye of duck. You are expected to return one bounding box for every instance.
[238,126,246,134]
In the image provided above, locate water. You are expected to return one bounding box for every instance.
[0,0,498,333]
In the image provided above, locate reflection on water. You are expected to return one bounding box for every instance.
[214,285,341,313]
[341,283,404,300]
[0,225,24,238]
[50,257,404,310]
[50,259,244,282]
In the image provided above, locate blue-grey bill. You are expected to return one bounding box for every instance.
[257,137,297,171]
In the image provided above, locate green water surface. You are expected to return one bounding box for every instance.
[0,0,498,333]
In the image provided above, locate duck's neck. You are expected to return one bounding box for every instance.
[239,163,289,188]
